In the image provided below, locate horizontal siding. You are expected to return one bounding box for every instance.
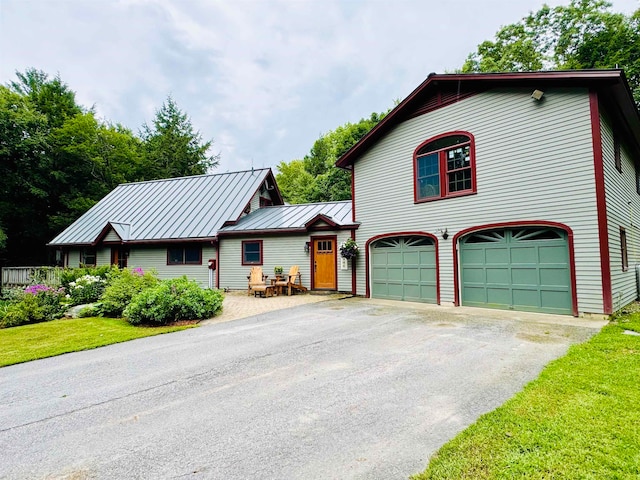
[127,245,217,287]
[104,230,121,242]
[354,87,604,314]
[219,231,353,292]
[601,113,640,311]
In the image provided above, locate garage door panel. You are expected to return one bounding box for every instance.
[461,248,485,264]
[511,267,538,286]
[486,287,511,305]
[420,268,437,282]
[486,248,509,264]
[510,245,538,264]
[463,267,486,283]
[403,267,420,282]
[462,286,486,303]
[539,245,569,264]
[486,267,510,284]
[540,268,570,286]
[461,227,571,315]
[371,236,437,304]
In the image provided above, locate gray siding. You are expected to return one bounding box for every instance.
[104,230,121,242]
[601,113,640,310]
[68,245,216,287]
[219,231,353,292]
[127,245,217,287]
[353,87,604,314]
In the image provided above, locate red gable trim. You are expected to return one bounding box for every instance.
[304,214,338,229]
[93,222,122,246]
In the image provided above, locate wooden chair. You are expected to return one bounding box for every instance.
[275,265,302,296]
[248,267,272,297]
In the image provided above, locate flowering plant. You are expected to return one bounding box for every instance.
[339,238,359,260]
[67,274,106,305]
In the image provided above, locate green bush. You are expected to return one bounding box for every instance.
[1,287,66,328]
[124,277,224,325]
[78,305,99,318]
[100,268,159,317]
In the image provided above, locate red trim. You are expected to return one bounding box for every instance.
[305,214,339,229]
[590,91,613,314]
[241,239,263,266]
[452,221,579,317]
[218,225,358,237]
[364,232,440,304]
[93,222,123,246]
[351,229,357,295]
[413,131,477,203]
[310,235,338,290]
[351,166,356,222]
[216,243,220,289]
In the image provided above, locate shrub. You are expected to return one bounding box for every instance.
[60,266,113,291]
[78,305,99,318]
[67,274,107,305]
[124,277,224,325]
[100,268,159,317]
[1,286,66,328]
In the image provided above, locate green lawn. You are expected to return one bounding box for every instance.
[0,317,195,367]
[412,311,640,479]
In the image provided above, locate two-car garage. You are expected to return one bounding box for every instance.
[369,227,573,315]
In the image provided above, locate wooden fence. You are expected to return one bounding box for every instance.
[1,267,63,290]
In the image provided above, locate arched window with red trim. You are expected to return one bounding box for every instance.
[414,131,476,202]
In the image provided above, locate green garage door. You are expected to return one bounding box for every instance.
[460,227,572,314]
[371,236,437,303]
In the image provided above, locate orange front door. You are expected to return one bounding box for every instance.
[313,238,336,290]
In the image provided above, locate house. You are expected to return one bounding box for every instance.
[336,69,640,316]
[48,168,357,292]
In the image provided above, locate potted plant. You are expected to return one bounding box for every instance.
[274,266,284,276]
[339,239,359,260]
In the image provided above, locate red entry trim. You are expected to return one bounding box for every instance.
[590,91,613,314]
[364,232,440,304]
[413,131,477,203]
[452,221,579,317]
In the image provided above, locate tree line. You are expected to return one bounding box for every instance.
[0,69,217,265]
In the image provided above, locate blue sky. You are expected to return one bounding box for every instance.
[1,0,638,174]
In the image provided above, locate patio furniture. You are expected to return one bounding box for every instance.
[274,265,307,296]
[248,267,273,297]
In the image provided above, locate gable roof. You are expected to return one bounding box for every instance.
[49,168,282,246]
[218,201,356,235]
[336,69,640,168]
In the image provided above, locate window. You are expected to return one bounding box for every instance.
[415,132,476,202]
[242,240,263,265]
[81,248,97,266]
[167,245,202,265]
[620,227,628,271]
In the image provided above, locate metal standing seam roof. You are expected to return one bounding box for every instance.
[219,201,355,233]
[49,168,275,246]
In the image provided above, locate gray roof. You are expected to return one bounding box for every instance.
[219,201,355,234]
[50,168,277,245]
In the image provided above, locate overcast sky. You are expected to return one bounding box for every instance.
[1,0,638,174]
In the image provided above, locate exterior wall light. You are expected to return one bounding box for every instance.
[531,89,544,101]
[304,241,310,253]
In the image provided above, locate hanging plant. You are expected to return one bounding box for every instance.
[339,238,359,260]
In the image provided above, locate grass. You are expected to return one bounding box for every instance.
[412,310,640,480]
[0,317,195,367]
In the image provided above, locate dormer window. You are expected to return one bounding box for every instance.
[414,131,476,202]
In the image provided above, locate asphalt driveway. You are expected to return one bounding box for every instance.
[0,298,605,479]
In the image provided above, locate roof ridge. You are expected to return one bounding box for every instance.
[117,168,271,187]
[261,200,351,208]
